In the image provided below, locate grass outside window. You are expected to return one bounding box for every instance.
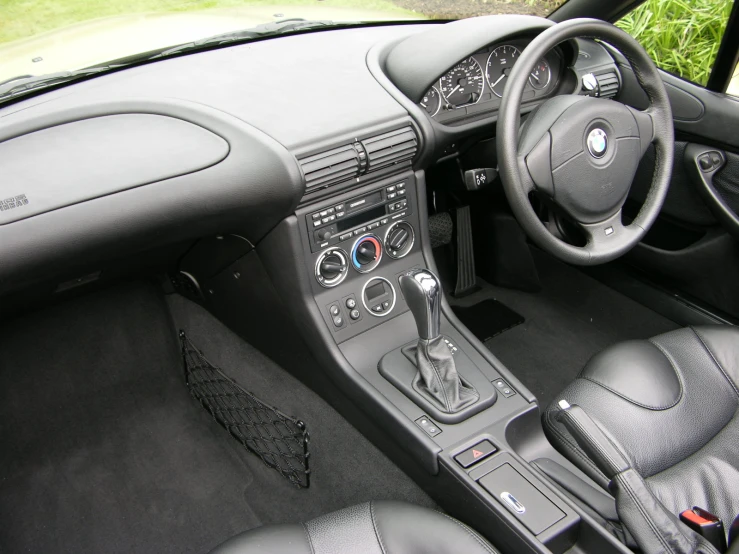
[616,0,733,87]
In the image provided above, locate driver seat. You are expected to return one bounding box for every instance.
[544,325,739,527]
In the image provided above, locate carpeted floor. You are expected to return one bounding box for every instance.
[450,250,679,409]
[0,282,433,553]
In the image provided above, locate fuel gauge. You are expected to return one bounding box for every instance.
[420,86,441,116]
[529,59,551,90]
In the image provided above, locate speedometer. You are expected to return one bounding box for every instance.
[440,57,484,108]
[486,45,521,97]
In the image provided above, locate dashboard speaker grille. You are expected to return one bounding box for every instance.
[300,145,360,189]
[596,71,620,99]
[363,127,418,172]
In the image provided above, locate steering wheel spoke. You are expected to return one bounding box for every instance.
[626,105,656,157]
[580,209,637,256]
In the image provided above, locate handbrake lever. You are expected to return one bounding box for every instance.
[556,400,721,554]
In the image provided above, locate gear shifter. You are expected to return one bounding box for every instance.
[399,269,479,413]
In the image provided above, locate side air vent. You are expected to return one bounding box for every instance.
[300,145,360,190]
[596,71,620,99]
[363,127,418,172]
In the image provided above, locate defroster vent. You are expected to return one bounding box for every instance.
[596,71,620,99]
[364,127,418,172]
[299,126,418,193]
[300,144,361,190]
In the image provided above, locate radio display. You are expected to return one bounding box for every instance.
[337,204,385,232]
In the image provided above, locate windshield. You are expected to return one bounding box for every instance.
[1,0,565,84]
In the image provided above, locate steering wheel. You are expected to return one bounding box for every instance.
[497,19,674,265]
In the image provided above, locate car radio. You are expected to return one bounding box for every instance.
[306,180,412,252]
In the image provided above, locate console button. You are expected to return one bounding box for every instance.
[397,182,405,189]
[339,232,352,241]
[322,217,330,224]
[372,305,383,313]
[346,298,356,309]
[493,379,517,398]
[313,220,322,228]
[332,315,344,327]
[388,204,396,212]
[312,213,321,220]
[455,440,497,468]
[381,218,389,225]
[350,309,360,320]
[387,192,397,200]
[327,215,336,222]
[320,210,328,217]
[336,211,345,218]
[386,185,396,193]
[327,207,335,215]
[397,189,406,196]
[329,305,340,317]
[368,222,380,230]
[415,415,441,437]
[382,300,390,310]
[335,204,344,211]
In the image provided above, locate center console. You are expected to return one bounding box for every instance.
[236,169,631,554]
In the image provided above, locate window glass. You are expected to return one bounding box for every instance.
[616,0,733,87]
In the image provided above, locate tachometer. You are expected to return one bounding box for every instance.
[440,57,484,108]
[529,58,551,90]
[486,45,521,97]
[420,86,441,116]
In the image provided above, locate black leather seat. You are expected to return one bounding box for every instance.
[544,325,739,527]
[210,501,498,554]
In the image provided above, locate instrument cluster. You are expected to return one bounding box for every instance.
[420,39,562,124]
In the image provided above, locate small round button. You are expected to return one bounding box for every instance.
[333,315,343,327]
[346,298,356,309]
[330,305,340,316]
[350,309,360,320]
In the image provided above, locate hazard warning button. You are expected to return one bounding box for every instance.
[454,440,497,468]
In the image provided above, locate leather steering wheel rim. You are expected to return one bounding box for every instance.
[497,18,674,265]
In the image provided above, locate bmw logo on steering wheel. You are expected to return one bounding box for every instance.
[587,128,608,158]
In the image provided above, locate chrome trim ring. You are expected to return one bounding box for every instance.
[384,221,415,259]
[361,276,397,318]
[315,247,349,288]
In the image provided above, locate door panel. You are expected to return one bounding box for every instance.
[614,57,739,319]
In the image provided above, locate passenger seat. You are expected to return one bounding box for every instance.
[210,500,498,553]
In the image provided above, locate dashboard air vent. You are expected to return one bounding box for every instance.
[362,127,418,172]
[300,145,360,190]
[596,71,620,99]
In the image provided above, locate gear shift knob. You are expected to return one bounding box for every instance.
[399,269,441,340]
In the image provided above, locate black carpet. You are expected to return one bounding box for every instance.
[0,282,432,553]
[450,250,679,409]
[452,299,524,342]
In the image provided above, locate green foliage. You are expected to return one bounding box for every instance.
[616,0,732,86]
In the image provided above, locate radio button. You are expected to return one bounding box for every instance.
[397,182,405,189]
[386,185,396,193]
[397,189,406,196]
[339,232,352,241]
[327,215,336,222]
[312,213,321,220]
[388,204,396,212]
[381,218,389,225]
[320,210,329,217]
[313,220,322,228]
[387,192,397,200]
[336,211,345,218]
[335,204,344,211]
[322,217,330,223]
[327,207,335,215]
[368,222,380,230]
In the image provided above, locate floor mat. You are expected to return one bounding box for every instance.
[452,299,524,342]
[0,282,433,554]
[449,250,679,409]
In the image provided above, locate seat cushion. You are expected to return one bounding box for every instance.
[544,325,739,526]
[210,501,498,554]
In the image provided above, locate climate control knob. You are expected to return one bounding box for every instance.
[385,221,415,259]
[351,234,382,273]
[315,247,348,287]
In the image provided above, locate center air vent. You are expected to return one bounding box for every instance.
[299,126,418,194]
[363,127,418,172]
[596,71,620,99]
[300,145,361,190]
